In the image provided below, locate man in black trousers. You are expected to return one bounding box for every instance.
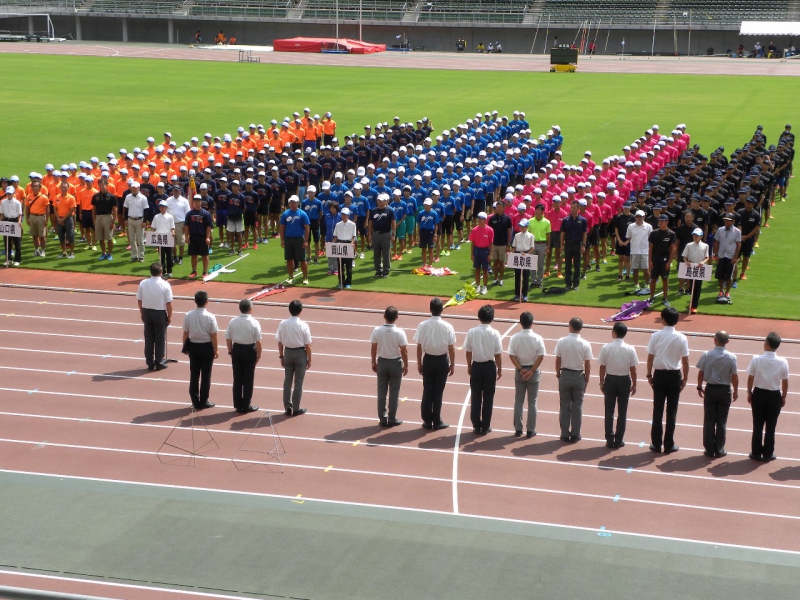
[597,322,639,448]
[225,298,261,413]
[560,200,588,291]
[135,262,173,371]
[182,290,219,410]
[463,304,503,434]
[646,306,690,453]
[413,298,456,430]
[747,332,790,461]
[696,331,739,458]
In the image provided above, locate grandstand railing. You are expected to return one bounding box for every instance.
[0,0,76,13]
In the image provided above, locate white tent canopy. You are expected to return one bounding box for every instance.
[740,21,800,36]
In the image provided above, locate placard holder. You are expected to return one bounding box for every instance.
[232,410,286,473]
[157,406,219,467]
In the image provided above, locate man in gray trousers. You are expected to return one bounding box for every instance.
[507,311,546,438]
[554,317,593,442]
[276,300,313,416]
[370,306,409,427]
[368,193,396,278]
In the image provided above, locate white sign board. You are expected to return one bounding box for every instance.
[678,262,712,281]
[144,232,175,248]
[0,222,22,238]
[505,252,538,271]
[326,242,355,259]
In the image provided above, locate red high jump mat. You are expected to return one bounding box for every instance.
[273,36,386,54]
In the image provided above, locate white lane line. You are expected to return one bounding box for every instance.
[5,386,800,465]
[0,568,280,599]
[453,322,519,515]
[2,469,799,558]
[1,295,796,360]
[2,348,797,434]
[1,437,799,522]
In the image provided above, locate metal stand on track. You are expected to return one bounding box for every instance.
[157,406,219,467]
[232,410,286,473]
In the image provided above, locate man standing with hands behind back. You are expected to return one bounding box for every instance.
[414,298,456,430]
[276,300,313,416]
[554,317,593,442]
[696,331,738,458]
[747,332,790,462]
[136,262,173,371]
[370,306,409,427]
[225,299,261,414]
[184,195,213,279]
[182,290,218,410]
[646,306,689,453]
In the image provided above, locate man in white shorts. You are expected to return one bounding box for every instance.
[626,210,652,292]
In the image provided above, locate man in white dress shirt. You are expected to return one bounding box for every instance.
[747,332,790,461]
[123,181,149,262]
[646,306,689,453]
[626,211,652,292]
[167,185,191,266]
[370,306,409,427]
[149,201,175,278]
[413,298,456,430]
[598,322,639,448]
[554,317,593,442]
[1,186,23,267]
[182,290,219,409]
[507,311,545,438]
[464,304,503,434]
[136,262,173,371]
[225,298,262,413]
[276,300,313,416]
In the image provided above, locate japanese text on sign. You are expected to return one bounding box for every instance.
[505,252,538,271]
[678,262,712,281]
[0,222,21,238]
[145,232,175,248]
[326,242,355,259]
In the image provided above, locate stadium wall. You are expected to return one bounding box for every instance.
[0,15,785,56]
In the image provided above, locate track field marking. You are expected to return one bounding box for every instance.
[324,466,333,473]
[453,322,518,515]
[2,408,799,487]
[1,440,799,525]
[292,494,304,504]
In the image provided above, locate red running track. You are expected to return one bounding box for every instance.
[0,283,799,572]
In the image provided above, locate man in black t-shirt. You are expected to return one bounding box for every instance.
[368,193,395,278]
[487,202,513,287]
[648,215,676,306]
[675,212,696,295]
[184,195,213,277]
[91,179,117,260]
[737,196,761,280]
[613,203,634,282]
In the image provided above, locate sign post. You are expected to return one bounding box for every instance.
[678,262,712,315]
[504,253,538,302]
[0,222,22,263]
[326,242,355,289]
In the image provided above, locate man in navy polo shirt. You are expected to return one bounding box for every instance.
[226,180,245,256]
[301,186,322,263]
[280,195,311,285]
[417,198,439,268]
[184,195,213,279]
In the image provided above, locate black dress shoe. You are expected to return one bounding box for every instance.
[387,419,403,427]
[292,408,307,416]
[665,445,679,453]
[703,450,715,458]
[147,364,156,371]
[242,405,259,413]
[197,402,215,410]
[716,450,727,457]
[526,431,536,439]
[422,422,433,430]
[569,435,581,442]
[649,444,662,453]
[615,441,625,448]
[155,363,168,371]
[434,422,450,430]
[748,452,762,461]
[765,454,777,461]
[483,427,492,434]
[379,419,389,427]
[514,430,523,437]
[606,441,615,448]
[473,428,482,434]
[560,435,571,442]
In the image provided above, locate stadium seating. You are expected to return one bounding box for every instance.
[189,0,290,19]
[85,0,183,14]
[301,0,407,21]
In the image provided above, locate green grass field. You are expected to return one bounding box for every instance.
[3,54,799,319]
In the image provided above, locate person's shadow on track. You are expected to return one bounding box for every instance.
[708,458,764,477]
[657,454,713,473]
[557,445,614,462]
[367,428,429,445]
[325,425,384,443]
[132,406,193,424]
[770,465,800,481]
[597,450,656,471]
[510,438,564,457]
[92,368,152,382]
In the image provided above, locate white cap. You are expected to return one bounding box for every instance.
[477,211,487,219]
[307,185,316,193]
[635,210,646,217]
[423,198,433,206]
[5,186,14,194]
[340,207,351,215]
[519,219,529,228]
[692,228,703,236]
